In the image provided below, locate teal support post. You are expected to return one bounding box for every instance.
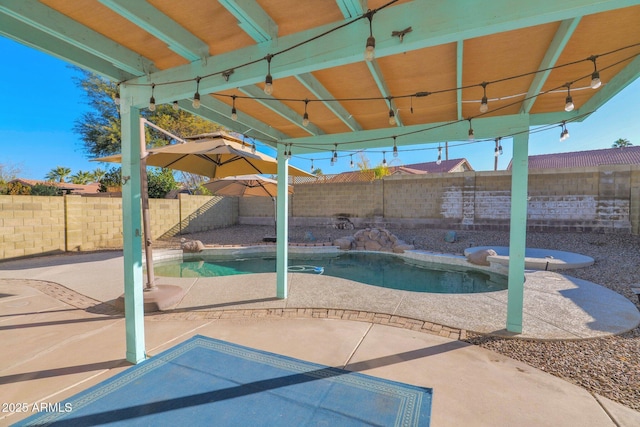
[506,132,529,333]
[276,144,289,299]
[120,94,146,364]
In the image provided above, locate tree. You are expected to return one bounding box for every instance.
[147,168,178,199]
[70,170,94,184]
[98,167,122,192]
[612,138,632,148]
[45,166,71,183]
[31,184,62,196]
[91,168,107,182]
[73,68,221,159]
[0,162,22,184]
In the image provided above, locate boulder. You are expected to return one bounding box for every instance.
[364,240,382,251]
[334,236,355,250]
[393,244,415,254]
[181,239,205,253]
[466,248,497,266]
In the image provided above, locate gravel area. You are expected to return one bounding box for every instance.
[163,225,640,411]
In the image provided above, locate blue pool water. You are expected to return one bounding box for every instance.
[154,252,507,294]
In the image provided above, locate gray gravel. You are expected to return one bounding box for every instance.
[165,225,640,411]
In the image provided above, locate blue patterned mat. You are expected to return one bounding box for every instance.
[14,335,432,426]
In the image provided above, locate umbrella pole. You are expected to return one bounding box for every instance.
[141,156,156,291]
[272,196,277,235]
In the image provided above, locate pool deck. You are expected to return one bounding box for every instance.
[1,250,640,426]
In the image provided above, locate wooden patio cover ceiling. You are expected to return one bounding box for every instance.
[2,0,640,154]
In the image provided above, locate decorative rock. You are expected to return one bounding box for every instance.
[364,240,382,251]
[181,239,205,253]
[334,236,355,250]
[444,230,458,243]
[393,244,415,254]
[466,248,497,266]
[335,228,415,253]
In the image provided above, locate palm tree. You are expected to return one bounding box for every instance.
[70,170,94,184]
[91,168,106,182]
[45,166,72,183]
[612,138,632,148]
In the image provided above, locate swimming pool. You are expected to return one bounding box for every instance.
[154,252,507,294]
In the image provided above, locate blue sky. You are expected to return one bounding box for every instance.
[1,36,638,180]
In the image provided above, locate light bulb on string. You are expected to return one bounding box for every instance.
[564,84,574,112]
[479,82,489,113]
[231,95,237,121]
[148,84,156,111]
[436,146,442,165]
[392,137,398,157]
[251,142,256,154]
[264,54,273,95]
[302,99,309,127]
[310,159,314,173]
[498,138,503,155]
[114,84,121,105]
[364,10,375,62]
[172,100,179,111]
[350,154,354,168]
[589,56,602,89]
[468,119,474,141]
[193,77,201,109]
[382,151,387,166]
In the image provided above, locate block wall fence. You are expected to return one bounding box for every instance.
[1,165,638,260]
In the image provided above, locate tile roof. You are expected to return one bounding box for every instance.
[301,158,473,184]
[507,146,640,169]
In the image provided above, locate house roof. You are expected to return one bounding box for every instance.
[304,158,472,183]
[10,179,101,194]
[397,158,474,174]
[507,146,640,169]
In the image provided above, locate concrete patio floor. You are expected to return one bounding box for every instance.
[1,250,639,426]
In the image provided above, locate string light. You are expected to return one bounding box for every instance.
[589,55,602,89]
[302,99,310,127]
[382,151,387,166]
[560,121,570,141]
[251,142,256,153]
[564,83,574,112]
[436,145,442,165]
[350,154,354,168]
[479,82,489,113]
[364,10,376,62]
[392,137,398,157]
[468,119,474,140]
[310,159,314,172]
[264,54,273,95]
[114,84,120,105]
[172,100,179,111]
[494,138,500,157]
[285,144,292,159]
[148,84,156,111]
[387,98,396,126]
[498,138,503,155]
[193,77,201,109]
[231,95,238,121]
[331,144,338,166]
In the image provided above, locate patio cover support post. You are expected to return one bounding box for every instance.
[276,144,289,299]
[506,132,529,333]
[120,98,146,364]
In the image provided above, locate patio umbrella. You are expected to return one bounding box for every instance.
[203,174,293,237]
[202,174,292,198]
[95,131,312,178]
